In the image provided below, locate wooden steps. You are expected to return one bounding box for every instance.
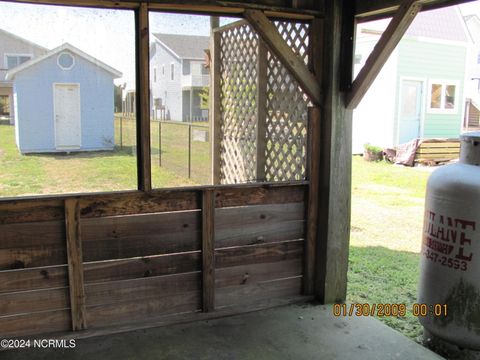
[414,139,460,165]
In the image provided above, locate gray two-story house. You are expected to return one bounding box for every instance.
[150,33,209,122]
[0,29,47,124]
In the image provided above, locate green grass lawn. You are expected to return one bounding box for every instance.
[348,156,431,342]
[0,123,200,197]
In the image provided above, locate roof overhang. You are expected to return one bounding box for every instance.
[6,43,122,80]
[152,37,181,61]
[356,0,479,22]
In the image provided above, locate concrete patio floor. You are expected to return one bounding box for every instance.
[2,303,444,360]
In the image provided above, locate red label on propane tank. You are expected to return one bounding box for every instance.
[422,210,475,271]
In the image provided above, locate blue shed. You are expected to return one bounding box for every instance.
[6,43,122,153]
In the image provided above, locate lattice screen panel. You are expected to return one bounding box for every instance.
[265,21,310,182]
[218,22,258,184]
[216,20,310,184]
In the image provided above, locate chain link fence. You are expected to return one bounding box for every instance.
[114,115,211,185]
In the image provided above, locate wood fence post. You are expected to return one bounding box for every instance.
[202,189,216,312]
[304,106,321,295]
[65,198,87,331]
[256,39,268,182]
[159,120,162,167]
[210,19,221,185]
[188,124,192,179]
[136,2,152,191]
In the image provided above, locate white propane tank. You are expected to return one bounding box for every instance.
[418,132,480,352]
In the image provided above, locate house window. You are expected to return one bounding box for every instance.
[5,54,32,69]
[162,64,165,75]
[183,60,190,75]
[153,67,157,82]
[354,54,362,64]
[428,81,458,113]
[477,52,480,64]
[170,63,174,80]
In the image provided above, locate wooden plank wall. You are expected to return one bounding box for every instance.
[0,184,307,337]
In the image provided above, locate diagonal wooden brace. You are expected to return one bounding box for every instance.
[346,0,422,109]
[244,9,322,106]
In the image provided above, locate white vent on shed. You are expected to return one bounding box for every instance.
[57,52,75,70]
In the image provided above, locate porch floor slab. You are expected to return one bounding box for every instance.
[2,303,443,360]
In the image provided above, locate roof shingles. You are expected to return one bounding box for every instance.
[406,7,468,42]
[153,33,209,59]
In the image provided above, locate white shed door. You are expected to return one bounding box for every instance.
[54,84,81,150]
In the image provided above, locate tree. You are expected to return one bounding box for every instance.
[114,84,123,113]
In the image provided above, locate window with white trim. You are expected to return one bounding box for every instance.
[170,63,174,81]
[153,67,157,82]
[428,81,458,113]
[5,54,32,69]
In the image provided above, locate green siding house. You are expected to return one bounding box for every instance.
[352,6,470,153]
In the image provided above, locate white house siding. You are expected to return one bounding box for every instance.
[352,37,398,153]
[0,30,47,124]
[150,42,182,121]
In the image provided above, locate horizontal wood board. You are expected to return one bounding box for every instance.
[0,184,307,337]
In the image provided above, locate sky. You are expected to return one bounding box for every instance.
[0,1,478,87]
[0,2,237,88]
[459,1,480,16]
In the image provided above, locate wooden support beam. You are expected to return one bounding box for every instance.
[309,17,323,86]
[210,22,221,185]
[346,0,422,109]
[339,0,355,92]
[2,0,322,18]
[65,198,87,331]
[304,106,320,295]
[256,39,268,182]
[304,17,323,295]
[244,9,322,106]
[136,2,152,191]
[315,0,353,304]
[202,189,215,312]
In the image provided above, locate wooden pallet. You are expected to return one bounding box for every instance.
[414,139,460,165]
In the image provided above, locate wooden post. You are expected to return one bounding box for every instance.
[202,189,215,312]
[120,115,123,149]
[302,18,323,296]
[188,124,192,179]
[315,0,353,304]
[189,88,193,122]
[159,120,162,166]
[304,106,320,295]
[210,22,221,185]
[339,0,356,92]
[256,39,268,182]
[64,198,87,331]
[135,2,152,191]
